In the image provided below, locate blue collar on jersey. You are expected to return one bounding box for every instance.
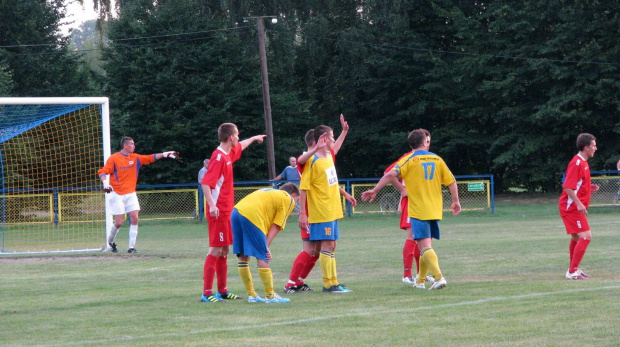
[411,149,435,157]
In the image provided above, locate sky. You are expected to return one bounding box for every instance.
[63,0,98,33]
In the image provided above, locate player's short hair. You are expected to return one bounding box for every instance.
[120,136,133,149]
[408,129,430,149]
[313,125,332,143]
[279,182,300,196]
[304,129,315,147]
[218,123,237,142]
[203,159,210,164]
[576,133,596,151]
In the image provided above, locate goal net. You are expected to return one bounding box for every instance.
[0,97,111,254]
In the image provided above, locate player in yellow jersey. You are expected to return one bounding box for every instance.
[299,125,352,293]
[232,183,299,303]
[362,129,461,290]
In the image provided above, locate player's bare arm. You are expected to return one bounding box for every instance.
[332,114,349,155]
[447,182,461,216]
[339,186,357,207]
[239,134,267,150]
[388,175,407,197]
[298,190,309,230]
[361,170,399,202]
[202,184,220,218]
[564,188,587,215]
[266,224,280,249]
[298,136,327,165]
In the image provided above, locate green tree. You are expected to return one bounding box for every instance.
[103,0,265,182]
[0,0,95,96]
[425,0,620,191]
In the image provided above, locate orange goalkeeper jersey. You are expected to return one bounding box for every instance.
[97,152,157,195]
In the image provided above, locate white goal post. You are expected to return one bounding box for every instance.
[0,97,111,254]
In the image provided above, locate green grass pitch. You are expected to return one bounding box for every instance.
[1,196,619,346]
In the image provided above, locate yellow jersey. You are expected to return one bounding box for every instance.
[234,188,296,235]
[299,153,343,223]
[393,150,455,220]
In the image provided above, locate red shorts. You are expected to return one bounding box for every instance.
[300,227,310,240]
[560,211,590,234]
[299,204,311,240]
[399,198,411,230]
[207,212,233,247]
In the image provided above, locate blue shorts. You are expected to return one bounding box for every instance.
[309,220,339,241]
[231,209,269,262]
[410,218,440,240]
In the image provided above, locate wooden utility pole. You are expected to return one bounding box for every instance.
[256,17,276,179]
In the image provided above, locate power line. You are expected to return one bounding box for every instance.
[0,25,251,49]
[272,29,620,67]
[2,23,619,68]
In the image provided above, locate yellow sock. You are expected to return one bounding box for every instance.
[237,261,257,297]
[330,253,339,286]
[319,251,334,289]
[258,268,274,299]
[420,247,442,282]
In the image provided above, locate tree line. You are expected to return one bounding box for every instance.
[1,0,618,192]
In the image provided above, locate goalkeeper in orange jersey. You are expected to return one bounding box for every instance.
[362,129,460,290]
[98,136,179,254]
[233,183,299,303]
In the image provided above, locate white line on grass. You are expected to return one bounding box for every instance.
[47,284,620,346]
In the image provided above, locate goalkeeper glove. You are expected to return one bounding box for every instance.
[163,151,179,159]
[103,184,113,193]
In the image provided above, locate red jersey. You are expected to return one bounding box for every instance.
[385,151,413,184]
[98,152,157,195]
[559,154,591,213]
[201,143,243,213]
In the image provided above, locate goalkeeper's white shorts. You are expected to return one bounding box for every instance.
[108,192,141,215]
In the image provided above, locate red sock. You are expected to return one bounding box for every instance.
[203,254,217,296]
[216,255,228,294]
[403,239,416,278]
[569,239,590,273]
[288,251,311,285]
[299,255,319,284]
[413,241,420,273]
[569,239,577,266]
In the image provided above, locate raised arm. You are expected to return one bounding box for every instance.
[298,135,327,165]
[239,135,267,150]
[332,114,349,155]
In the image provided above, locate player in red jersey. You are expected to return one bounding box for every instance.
[559,133,599,280]
[200,123,266,303]
[98,136,179,254]
[384,151,420,284]
[283,115,356,293]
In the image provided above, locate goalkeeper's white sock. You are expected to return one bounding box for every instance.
[108,225,119,244]
[128,225,138,248]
